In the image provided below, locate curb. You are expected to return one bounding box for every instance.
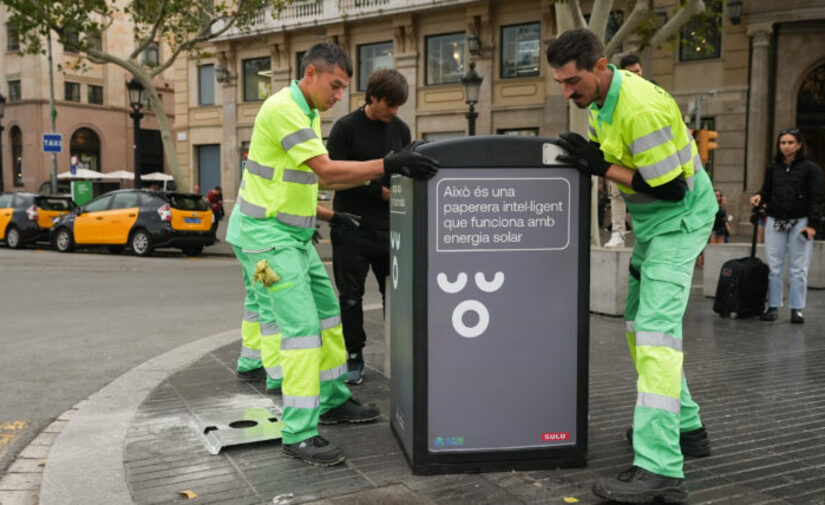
[18,329,240,505]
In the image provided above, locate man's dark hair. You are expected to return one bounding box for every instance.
[620,54,640,69]
[301,43,353,78]
[364,69,408,107]
[545,28,604,70]
[214,186,222,191]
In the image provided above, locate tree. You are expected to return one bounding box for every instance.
[1,0,292,190]
[552,0,709,246]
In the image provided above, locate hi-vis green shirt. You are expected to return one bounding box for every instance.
[226,81,327,250]
[588,65,717,242]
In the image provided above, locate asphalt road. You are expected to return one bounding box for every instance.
[0,245,247,471]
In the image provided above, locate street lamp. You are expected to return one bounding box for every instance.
[126,76,144,188]
[727,0,743,25]
[0,91,5,192]
[461,62,483,136]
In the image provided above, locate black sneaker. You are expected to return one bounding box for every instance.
[281,435,345,466]
[760,307,779,321]
[319,398,380,425]
[592,466,688,504]
[236,367,265,381]
[791,309,805,324]
[626,426,711,458]
[346,352,365,385]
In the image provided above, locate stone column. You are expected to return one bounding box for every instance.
[219,46,239,204]
[745,23,774,195]
[393,15,418,138]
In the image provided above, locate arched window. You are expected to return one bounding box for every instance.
[797,63,825,170]
[11,126,22,187]
[70,127,101,171]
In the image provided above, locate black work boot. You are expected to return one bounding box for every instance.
[281,435,345,466]
[319,398,380,425]
[791,309,805,324]
[235,367,265,381]
[760,307,779,321]
[626,426,711,458]
[592,466,688,504]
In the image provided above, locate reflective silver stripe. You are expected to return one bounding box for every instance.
[637,392,681,414]
[283,169,318,185]
[242,246,276,253]
[243,310,260,323]
[636,331,683,352]
[266,366,283,380]
[638,152,681,180]
[630,126,674,155]
[246,160,275,179]
[283,395,321,409]
[281,128,317,151]
[588,125,598,138]
[281,335,322,350]
[676,140,693,166]
[240,346,261,359]
[320,315,341,331]
[238,195,267,219]
[261,322,281,336]
[693,154,704,173]
[319,363,347,382]
[240,178,246,189]
[277,211,316,229]
[625,321,635,334]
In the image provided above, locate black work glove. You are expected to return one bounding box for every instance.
[312,228,322,245]
[330,211,361,232]
[555,132,611,177]
[384,141,439,180]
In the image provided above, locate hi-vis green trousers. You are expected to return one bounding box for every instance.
[234,246,264,375]
[625,220,713,478]
[234,241,350,444]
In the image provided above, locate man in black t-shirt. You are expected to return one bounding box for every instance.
[327,69,411,385]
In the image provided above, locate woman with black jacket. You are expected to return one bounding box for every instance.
[750,128,823,323]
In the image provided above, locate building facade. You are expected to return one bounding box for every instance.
[174,0,825,232]
[0,5,174,193]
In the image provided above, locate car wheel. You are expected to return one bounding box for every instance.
[182,246,203,257]
[131,229,153,257]
[6,226,21,249]
[54,228,75,252]
[107,246,125,255]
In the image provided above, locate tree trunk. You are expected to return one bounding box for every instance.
[141,82,183,191]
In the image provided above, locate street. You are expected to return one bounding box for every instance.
[0,246,239,469]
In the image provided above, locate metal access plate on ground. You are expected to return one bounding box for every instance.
[189,405,284,455]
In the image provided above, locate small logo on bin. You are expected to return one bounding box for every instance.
[541,432,570,442]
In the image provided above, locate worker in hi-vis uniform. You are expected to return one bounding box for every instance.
[226,42,438,467]
[233,205,360,389]
[547,29,717,504]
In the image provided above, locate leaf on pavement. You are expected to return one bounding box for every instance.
[177,490,198,499]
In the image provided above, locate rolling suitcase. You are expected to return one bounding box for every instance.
[712,207,768,319]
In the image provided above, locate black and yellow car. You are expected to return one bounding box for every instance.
[0,192,76,249]
[50,189,215,257]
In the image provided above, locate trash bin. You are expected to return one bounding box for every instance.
[389,136,590,474]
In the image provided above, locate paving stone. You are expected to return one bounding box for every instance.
[0,490,40,505]
[16,445,49,460]
[5,458,45,474]
[123,287,825,505]
[0,472,41,491]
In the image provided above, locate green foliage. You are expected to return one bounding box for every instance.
[678,0,723,60]
[0,0,291,75]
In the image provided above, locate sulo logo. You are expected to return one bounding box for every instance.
[436,271,505,338]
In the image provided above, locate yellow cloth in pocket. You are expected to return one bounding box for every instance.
[254,259,280,287]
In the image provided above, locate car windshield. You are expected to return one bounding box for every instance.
[35,196,76,211]
[167,194,209,211]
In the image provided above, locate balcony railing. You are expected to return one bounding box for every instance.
[218,0,475,39]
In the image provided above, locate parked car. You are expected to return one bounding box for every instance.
[0,192,76,248]
[50,189,215,257]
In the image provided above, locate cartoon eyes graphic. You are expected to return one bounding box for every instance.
[437,271,505,338]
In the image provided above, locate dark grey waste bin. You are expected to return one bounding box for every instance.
[389,135,590,475]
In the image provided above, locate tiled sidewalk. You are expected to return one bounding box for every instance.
[121,290,825,505]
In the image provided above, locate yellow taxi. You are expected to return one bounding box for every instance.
[0,192,76,249]
[50,189,215,256]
